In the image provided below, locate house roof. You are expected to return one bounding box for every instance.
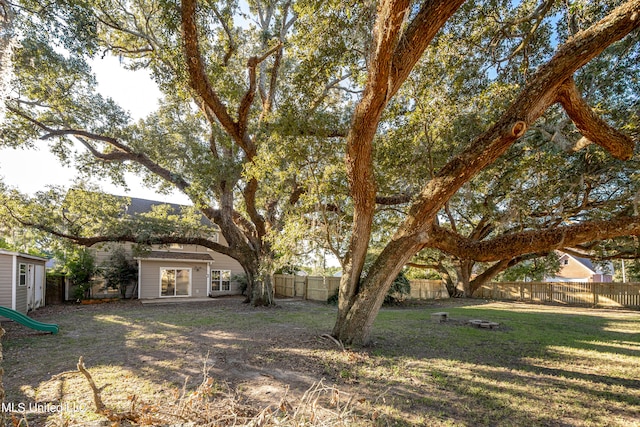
[124,197,219,230]
[572,255,596,273]
[559,252,610,275]
[126,197,186,216]
[136,251,215,262]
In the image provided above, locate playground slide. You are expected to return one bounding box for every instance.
[0,306,59,334]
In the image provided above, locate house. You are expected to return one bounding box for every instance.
[0,250,48,313]
[546,252,613,283]
[89,197,245,300]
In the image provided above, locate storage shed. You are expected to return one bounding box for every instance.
[0,250,48,314]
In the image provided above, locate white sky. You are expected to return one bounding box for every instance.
[0,55,192,205]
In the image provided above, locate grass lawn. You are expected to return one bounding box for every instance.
[1,297,639,426]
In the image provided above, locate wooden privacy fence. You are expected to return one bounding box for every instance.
[274,274,341,301]
[274,275,449,302]
[409,279,450,300]
[276,275,640,308]
[476,281,640,307]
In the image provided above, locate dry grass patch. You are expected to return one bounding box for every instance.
[1,298,639,426]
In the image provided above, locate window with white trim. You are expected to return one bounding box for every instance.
[211,270,231,291]
[160,268,191,296]
[18,263,27,286]
[206,233,220,249]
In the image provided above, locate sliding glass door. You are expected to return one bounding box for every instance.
[160,268,191,297]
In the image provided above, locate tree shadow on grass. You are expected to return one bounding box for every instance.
[359,302,640,426]
[1,299,339,424]
[1,299,639,426]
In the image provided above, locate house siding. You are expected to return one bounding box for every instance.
[94,233,245,298]
[139,260,210,299]
[554,257,593,281]
[0,255,13,309]
[209,252,245,296]
[82,207,245,298]
[91,242,135,265]
[0,252,48,314]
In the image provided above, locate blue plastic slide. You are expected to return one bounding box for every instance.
[0,306,59,334]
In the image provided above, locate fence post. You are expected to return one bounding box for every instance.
[592,282,598,306]
[547,283,553,302]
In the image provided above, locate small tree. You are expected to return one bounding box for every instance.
[101,247,138,298]
[66,248,97,300]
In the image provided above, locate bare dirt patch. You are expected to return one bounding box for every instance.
[2,298,360,425]
[2,297,640,426]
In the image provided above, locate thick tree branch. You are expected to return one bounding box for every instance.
[181,0,244,147]
[12,215,237,257]
[6,106,243,239]
[428,216,640,262]
[342,0,412,303]
[467,253,544,295]
[264,0,292,117]
[243,178,267,239]
[237,42,282,136]
[556,77,635,160]
[375,193,413,205]
[389,0,466,98]
[9,106,196,193]
[401,0,640,236]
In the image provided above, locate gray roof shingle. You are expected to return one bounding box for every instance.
[139,251,214,261]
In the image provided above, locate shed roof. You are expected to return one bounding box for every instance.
[0,249,48,262]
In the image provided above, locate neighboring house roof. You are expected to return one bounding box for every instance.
[124,197,220,230]
[551,252,613,281]
[561,253,596,275]
[560,252,611,275]
[135,251,214,262]
[0,249,48,262]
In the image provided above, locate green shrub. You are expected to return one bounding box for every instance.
[231,274,249,296]
[384,271,411,305]
[327,289,339,305]
[67,248,97,300]
[327,271,411,305]
[101,247,138,298]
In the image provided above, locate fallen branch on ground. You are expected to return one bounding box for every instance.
[72,356,359,426]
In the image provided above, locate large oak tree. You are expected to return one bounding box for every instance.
[331,0,640,345]
[1,0,639,345]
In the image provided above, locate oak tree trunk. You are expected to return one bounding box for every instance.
[334,236,423,346]
[239,253,274,306]
[458,260,474,297]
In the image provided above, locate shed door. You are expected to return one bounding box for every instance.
[34,264,44,308]
[26,264,34,310]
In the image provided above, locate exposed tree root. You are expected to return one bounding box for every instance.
[320,333,345,351]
